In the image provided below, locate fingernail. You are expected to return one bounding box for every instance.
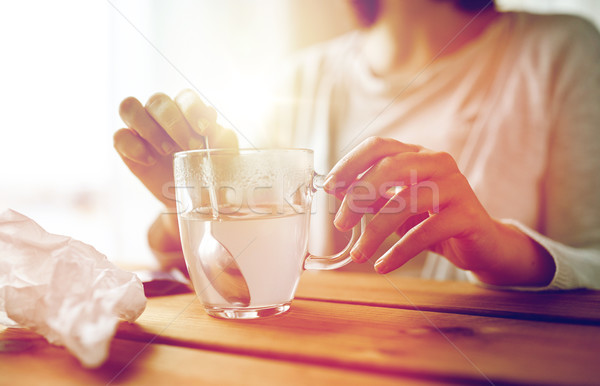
[161,141,175,155]
[323,175,334,191]
[188,137,204,150]
[374,259,386,274]
[350,247,367,263]
[333,211,347,231]
[195,118,211,136]
[145,154,157,165]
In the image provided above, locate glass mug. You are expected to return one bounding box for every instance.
[173,148,365,319]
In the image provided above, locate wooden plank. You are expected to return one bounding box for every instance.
[0,327,439,386]
[115,294,600,385]
[295,271,600,324]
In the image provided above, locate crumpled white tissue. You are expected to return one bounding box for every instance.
[0,209,147,368]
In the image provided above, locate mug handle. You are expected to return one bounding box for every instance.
[304,173,367,270]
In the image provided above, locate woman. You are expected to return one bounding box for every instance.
[114,0,600,289]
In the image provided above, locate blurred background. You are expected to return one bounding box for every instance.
[1,0,599,267]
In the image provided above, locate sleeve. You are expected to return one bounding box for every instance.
[470,17,600,291]
[467,219,600,291]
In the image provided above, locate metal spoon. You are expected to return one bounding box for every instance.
[198,138,251,306]
[198,221,251,306]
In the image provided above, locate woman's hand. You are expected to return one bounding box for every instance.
[113,89,238,267]
[324,137,555,287]
[114,89,238,208]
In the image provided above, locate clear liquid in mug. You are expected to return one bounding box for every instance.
[179,207,310,310]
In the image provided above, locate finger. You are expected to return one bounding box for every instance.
[348,178,454,263]
[114,131,177,207]
[335,151,453,229]
[145,92,204,150]
[119,97,179,155]
[333,184,391,231]
[174,89,218,137]
[113,128,157,166]
[335,193,390,218]
[374,206,465,274]
[394,212,429,238]
[324,137,420,192]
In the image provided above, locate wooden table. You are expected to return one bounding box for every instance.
[2,271,600,385]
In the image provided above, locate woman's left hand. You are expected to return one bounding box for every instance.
[324,137,555,286]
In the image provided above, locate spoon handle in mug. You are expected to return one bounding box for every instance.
[203,137,220,220]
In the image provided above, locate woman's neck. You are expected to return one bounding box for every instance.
[362,0,500,77]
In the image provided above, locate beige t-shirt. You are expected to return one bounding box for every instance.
[265,12,600,290]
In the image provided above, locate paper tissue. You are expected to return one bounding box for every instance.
[0,209,147,367]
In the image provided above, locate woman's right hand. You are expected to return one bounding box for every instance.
[114,89,238,208]
[113,89,238,268]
